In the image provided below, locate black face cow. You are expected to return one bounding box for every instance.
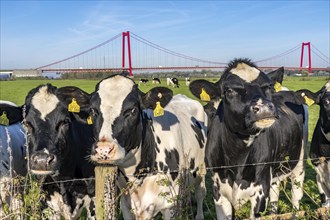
[0,101,26,218]
[88,74,208,219]
[23,84,95,219]
[190,58,307,219]
[296,81,330,207]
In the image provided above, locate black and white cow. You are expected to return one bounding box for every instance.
[167,77,179,88]
[296,81,330,207]
[138,78,149,85]
[87,74,208,219]
[0,101,26,219]
[152,77,161,84]
[23,84,95,219]
[190,58,307,219]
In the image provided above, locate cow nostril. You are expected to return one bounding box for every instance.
[47,155,55,165]
[252,106,260,114]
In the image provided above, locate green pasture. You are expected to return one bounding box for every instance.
[0,76,328,218]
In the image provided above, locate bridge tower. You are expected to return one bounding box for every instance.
[122,31,133,76]
[300,42,312,74]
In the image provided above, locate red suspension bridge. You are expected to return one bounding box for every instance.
[36,31,330,76]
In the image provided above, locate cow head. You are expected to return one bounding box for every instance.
[89,74,173,165]
[297,81,330,125]
[24,84,90,176]
[190,58,280,135]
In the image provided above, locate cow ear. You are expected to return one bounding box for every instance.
[189,80,219,102]
[267,67,285,92]
[267,67,284,84]
[0,104,23,126]
[140,87,173,110]
[295,89,320,106]
[57,87,92,124]
[56,86,91,111]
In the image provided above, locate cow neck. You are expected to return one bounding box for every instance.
[61,119,93,178]
[221,111,261,148]
[222,125,254,152]
[321,126,330,142]
[119,112,158,181]
[57,121,79,177]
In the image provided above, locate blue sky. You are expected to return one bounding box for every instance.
[1,1,329,69]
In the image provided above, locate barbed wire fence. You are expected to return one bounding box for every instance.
[1,127,330,219]
[1,157,329,219]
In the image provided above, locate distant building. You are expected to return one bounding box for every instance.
[0,71,13,80]
[13,69,41,77]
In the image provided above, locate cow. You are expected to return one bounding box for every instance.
[22,84,95,219]
[189,58,307,219]
[86,74,208,219]
[138,78,149,85]
[167,77,179,88]
[0,101,26,219]
[152,77,161,84]
[296,81,330,207]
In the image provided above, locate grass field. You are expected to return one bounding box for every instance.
[0,76,328,219]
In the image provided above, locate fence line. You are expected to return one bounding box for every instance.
[1,156,329,187]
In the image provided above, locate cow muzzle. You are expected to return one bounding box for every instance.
[250,99,277,128]
[91,140,125,164]
[30,150,57,175]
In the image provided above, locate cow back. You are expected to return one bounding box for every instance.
[0,123,26,177]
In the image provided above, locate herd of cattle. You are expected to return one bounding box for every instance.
[138,77,191,87]
[0,58,329,219]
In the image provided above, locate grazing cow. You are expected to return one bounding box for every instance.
[88,74,207,219]
[296,81,330,207]
[138,78,149,85]
[0,101,26,219]
[167,77,179,88]
[152,77,161,84]
[23,84,95,219]
[189,58,307,219]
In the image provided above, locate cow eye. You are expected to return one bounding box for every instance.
[323,98,330,106]
[225,88,234,97]
[124,107,138,118]
[56,118,70,131]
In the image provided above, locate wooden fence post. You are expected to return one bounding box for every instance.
[95,166,118,220]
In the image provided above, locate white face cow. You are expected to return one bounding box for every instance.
[89,75,173,165]
[88,74,208,219]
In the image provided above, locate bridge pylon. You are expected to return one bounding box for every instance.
[300,42,312,75]
[122,31,133,76]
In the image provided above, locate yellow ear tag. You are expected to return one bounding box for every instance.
[153,102,164,117]
[304,95,315,106]
[87,116,93,125]
[274,82,282,92]
[200,88,210,101]
[0,112,9,126]
[68,98,80,113]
